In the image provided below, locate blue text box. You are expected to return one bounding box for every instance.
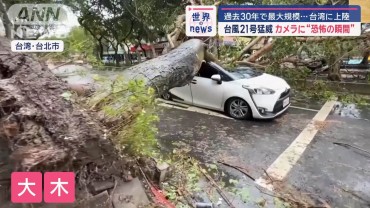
[218,5,361,22]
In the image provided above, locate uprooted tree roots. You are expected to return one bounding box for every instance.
[0,37,216,206]
[0,37,132,205]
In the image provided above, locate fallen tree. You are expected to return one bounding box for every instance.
[0,37,210,204]
[122,39,207,95]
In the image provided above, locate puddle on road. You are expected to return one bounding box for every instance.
[291,93,370,120]
[332,102,370,120]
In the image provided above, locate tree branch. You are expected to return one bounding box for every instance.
[235,36,264,61]
[246,41,275,62]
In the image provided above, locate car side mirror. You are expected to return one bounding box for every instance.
[211,74,222,84]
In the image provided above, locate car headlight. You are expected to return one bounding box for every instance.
[242,85,275,95]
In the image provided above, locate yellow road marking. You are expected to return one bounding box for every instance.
[256,99,337,190]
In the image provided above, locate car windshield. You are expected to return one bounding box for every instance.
[227,67,263,79]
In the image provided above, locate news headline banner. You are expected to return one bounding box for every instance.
[218,5,362,36]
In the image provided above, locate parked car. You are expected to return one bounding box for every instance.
[162,61,291,120]
[102,56,115,64]
[341,58,370,69]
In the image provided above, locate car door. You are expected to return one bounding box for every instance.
[190,62,224,110]
[169,84,193,104]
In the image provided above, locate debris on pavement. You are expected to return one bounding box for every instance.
[111,177,150,208]
[86,191,112,208]
[333,142,370,156]
[156,162,170,186]
[197,163,235,208]
[195,202,214,208]
[89,180,115,194]
[139,165,176,208]
[256,171,331,208]
[217,160,255,181]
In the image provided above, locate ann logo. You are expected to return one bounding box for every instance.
[16,6,60,23]
[7,4,69,39]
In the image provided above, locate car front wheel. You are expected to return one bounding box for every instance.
[226,98,252,120]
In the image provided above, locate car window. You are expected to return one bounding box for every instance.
[196,62,233,81]
[218,70,233,81]
[197,62,219,78]
[228,67,263,79]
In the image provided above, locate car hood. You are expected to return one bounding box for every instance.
[235,73,290,90]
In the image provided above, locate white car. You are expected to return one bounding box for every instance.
[162,61,291,120]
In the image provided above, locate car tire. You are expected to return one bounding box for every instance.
[226,98,252,120]
[162,91,172,100]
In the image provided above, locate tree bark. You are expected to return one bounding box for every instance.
[235,36,264,61]
[164,14,186,54]
[151,41,157,58]
[121,39,207,95]
[363,50,369,65]
[327,53,341,81]
[112,43,119,66]
[0,0,12,39]
[98,38,104,60]
[246,41,274,63]
[361,40,370,65]
[138,41,147,57]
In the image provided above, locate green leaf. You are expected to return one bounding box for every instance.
[207,164,218,170]
[61,91,72,101]
[229,178,238,185]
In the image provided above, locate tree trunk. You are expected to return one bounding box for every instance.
[0,0,12,39]
[361,40,369,65]
[122,42,132,65]
[151,42,157,58]
[136,51,141,63]
[246,41,274,63]
[327,54,341,81]
[235,36,264,61]
[98,38,104,60]
[119,39,207,95]
[138,42,147,57]
[113,44,119,66]
[363,50,369,66]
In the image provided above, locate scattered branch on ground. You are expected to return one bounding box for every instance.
[217,160,255,181]
[333,142,370,156]
[196,163,235,208]
[258,170,332,208]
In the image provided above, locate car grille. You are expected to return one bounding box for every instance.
[273,99,285,113]
[279,89,290,99]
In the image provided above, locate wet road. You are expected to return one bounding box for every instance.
[157,102,370,207]
[56,64,370,207]
[286,114,370,208]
